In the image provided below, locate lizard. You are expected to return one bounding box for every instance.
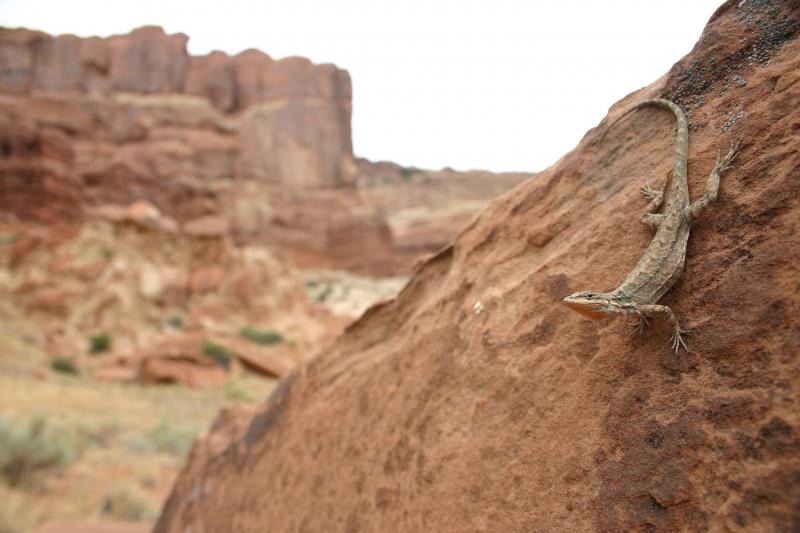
[562,98,737,352]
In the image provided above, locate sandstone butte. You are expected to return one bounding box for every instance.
[0,25,531,276]
[155,2,800,531]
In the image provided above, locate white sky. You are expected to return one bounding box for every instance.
[1,0,722,172]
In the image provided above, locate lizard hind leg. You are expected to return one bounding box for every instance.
[640,171,671,230]
[687,141,739,223]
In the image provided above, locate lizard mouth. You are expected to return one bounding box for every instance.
[562,296,608,320]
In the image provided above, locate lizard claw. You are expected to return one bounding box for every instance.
[630,316,650,335]
[723,141,739,170]
[641,177,657,201]
[671,329,689,353]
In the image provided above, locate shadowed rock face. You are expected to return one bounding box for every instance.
[155,1,800,531]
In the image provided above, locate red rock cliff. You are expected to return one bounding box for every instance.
[0,26,530,274]
[155,1,800,530]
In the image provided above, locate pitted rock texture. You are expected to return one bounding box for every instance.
[156,2,800,531]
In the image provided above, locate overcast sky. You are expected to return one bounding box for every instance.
[1,0,722,172]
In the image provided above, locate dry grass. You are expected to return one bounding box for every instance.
[0,323,277,531]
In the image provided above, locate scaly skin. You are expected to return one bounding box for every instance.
[562,99,738,352]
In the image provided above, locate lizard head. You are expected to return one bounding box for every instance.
[562,291,616,320]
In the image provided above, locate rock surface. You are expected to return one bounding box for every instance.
[156,2,800,531]
[0,26,531,275]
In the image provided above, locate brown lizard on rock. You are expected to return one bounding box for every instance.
[562,99,737,352]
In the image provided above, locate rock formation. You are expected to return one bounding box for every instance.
[0,26,531,275]
[0,201,343,385]
[156,1,800,530]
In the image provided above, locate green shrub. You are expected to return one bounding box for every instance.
[315,285,334,303]
[50,358,79,375]
[88,333,111,354]
[239,326,284,346]
[201,341,231,369]
[148,419,197,458]
[0,416,77,487]
[166,314,183,329]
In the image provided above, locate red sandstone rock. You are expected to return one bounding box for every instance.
[182,215,228,237]
[184,51,236,112]
[189,266,225,294]
[0,25,526,275]
[107,26,189,94]
[229,49,273,111]
[224,339,290,379]
[0,105,83,222]
[33,34,84,91]
[95,360,138,383]
[137,333,227,387]
[22,286,75,315]
[139,355,227,387]
[125,199,161,228]
[156,3,800,531]
[0,28,47,93]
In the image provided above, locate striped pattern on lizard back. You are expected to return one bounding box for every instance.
[611,99,690,304]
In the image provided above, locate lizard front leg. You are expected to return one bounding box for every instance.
[635,303,688,353]
[687,141,738,223]
[640,172,671,230]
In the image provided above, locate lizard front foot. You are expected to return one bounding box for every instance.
[670,328,689,353]
[630,316,650,335]
[640,177,660,201]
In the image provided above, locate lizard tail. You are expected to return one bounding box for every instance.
[598,98,688,181]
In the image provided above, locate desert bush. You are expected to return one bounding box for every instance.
[222,379,252,402]
[76,419,121,449]
[239,326,284,346]
[88,332,111,354]
[148,419,197,458]
[201,341,231,369]
[100,484,158,521]
[166,314,183,329]
[315,284,334,303]
[0,416,77,487]
[50,358,79,375]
